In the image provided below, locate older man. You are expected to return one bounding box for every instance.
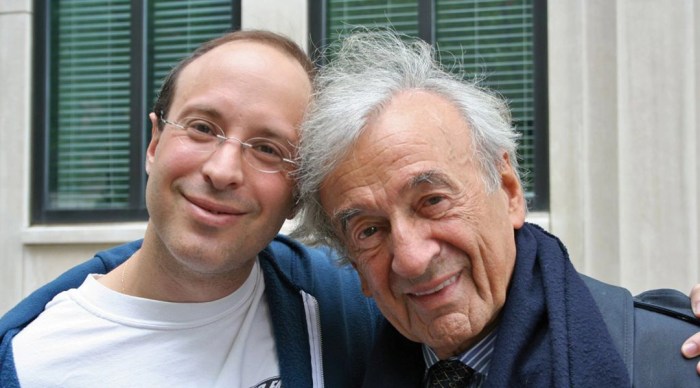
[293,31,700,386]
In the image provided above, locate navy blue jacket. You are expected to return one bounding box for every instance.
[0,235,381,387]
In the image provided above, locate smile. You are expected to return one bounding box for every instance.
[181,192,249,228]
[411,274,459,297]
[185,194,242,216]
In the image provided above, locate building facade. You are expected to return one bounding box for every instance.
[1,0,699,313]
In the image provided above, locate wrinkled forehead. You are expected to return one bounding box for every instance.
[319,90,478,210]
[350,90,475,166]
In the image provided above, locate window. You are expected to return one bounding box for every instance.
[33,0,240,223]
[310,0,548,210]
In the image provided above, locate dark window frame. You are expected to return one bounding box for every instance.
[308,0,549,211]
[32,0,242,224]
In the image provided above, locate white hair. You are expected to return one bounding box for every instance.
[292,30,521,259]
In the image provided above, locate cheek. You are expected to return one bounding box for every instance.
[256,176,295,211]
[357,258,393,296]
[152,141,200,176]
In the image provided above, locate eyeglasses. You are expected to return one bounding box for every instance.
[160,114,297,174]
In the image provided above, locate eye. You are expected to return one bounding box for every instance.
[184,119,220,140]
[248,139,286,160]
[349,223,384,252]
[359,225,378,239]
[425,196,444,206]
[420,194,450,218]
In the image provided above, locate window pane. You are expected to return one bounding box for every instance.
[49,0,132,210]
[322,0,542,205]
[149,1,233,107]
[327,0,420,41]
[435,0,536,199]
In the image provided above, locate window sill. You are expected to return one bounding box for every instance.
[22,223,147,245]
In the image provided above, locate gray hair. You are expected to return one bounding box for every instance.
[292,30,521,259]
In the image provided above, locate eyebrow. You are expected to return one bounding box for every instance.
[334,208,362,236]
[178,105,222,120]
[331,169,456,234]
[406,169,456,191]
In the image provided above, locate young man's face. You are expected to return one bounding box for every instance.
[145,41,311,285]
[320,90,525,359]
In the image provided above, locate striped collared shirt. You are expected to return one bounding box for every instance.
[421,327,498,387]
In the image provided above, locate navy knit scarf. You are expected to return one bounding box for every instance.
[484,223,630,387]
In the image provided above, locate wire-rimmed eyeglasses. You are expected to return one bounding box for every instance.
[159,113,297,174]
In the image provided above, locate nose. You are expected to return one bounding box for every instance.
[201,141,245,190]
[389,219,440,279]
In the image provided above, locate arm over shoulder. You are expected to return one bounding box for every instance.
[583,275,700,387]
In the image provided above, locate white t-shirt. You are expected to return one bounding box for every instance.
[13,259,280,388]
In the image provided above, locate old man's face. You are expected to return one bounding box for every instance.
[319,90,525,358]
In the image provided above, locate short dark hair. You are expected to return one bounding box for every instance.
[153,29,315,127]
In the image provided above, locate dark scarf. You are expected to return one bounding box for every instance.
[483,223,630,387]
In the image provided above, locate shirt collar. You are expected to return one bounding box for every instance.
[421,326,499,376]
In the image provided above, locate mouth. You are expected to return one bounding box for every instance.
[202,208,229,215]
[192,201,237,216]
[410,273,459,297]
[184,194,246,226]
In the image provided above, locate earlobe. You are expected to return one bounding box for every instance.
[500,152,526,229]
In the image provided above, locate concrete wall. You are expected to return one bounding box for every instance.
[1,0,698,314]
[549,0,700,294]
[1,0,33,313]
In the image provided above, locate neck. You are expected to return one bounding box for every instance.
[100,228,256,302]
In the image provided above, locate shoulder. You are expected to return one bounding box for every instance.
[261,234,360,291]
[631,288,700,386]
[583,275,699,329]
[0,240,141,336]
[260,235,382,386]
[260,234,376,318]
[582,275,700,386]
[634,288,700,325]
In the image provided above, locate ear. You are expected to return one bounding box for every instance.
[350,261,373,297]
[146,112,162,175]
[499,152,526,229]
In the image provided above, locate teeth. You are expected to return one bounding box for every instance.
[413,275,457,296]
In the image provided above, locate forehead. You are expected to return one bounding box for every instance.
[169,41,311,143]
[366,90,470,152]
[181,40,309,84]
[320,90,476,210]
[169,40,311,133]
